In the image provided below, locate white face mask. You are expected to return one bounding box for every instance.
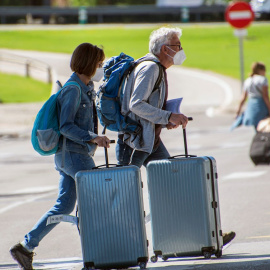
[92,68,104,82]
[166,46,186,65]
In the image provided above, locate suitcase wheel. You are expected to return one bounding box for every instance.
[215,250,222,258]
[150,255,158,263]
[203,251,212,259]
[139,262,147,269]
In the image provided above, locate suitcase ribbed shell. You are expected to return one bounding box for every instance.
[76,165,148,269]
[146,156,222,258]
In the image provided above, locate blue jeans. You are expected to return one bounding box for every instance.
[22,151,95,251]
[115,136,134,166]
[116,137,170,168]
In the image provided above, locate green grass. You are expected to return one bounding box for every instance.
[0,72,51,103]
[180,24,270,79]
[0,27,152,57]
[0,23,270,103]
[1,24,270,78]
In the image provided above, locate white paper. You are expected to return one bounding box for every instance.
[165,98,183,114]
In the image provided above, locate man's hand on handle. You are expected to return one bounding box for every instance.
[89,136,111,148]
[166,122,178,130]
[169,113,189,129]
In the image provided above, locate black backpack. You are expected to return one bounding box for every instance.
[249,132,270,165]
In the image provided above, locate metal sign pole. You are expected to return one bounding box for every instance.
[234,29,247,92]
[226,2,254,93]
[239,35,244,90]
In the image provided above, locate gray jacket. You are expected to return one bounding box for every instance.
[121,53,171,153]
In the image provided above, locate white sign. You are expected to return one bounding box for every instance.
[234,29,248,37]
[229,10,254,20]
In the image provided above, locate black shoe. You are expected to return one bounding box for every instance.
[222,231,236,246]
[10,243,34,270]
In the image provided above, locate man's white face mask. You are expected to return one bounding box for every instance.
[166,46,186,65]
[92,68,104,82]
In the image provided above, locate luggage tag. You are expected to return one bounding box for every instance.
[46,214,78,226]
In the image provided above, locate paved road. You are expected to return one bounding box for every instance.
[1,49,270,270]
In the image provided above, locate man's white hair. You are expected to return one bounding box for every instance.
[149,27,182,55]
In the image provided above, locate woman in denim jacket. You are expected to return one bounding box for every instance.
[10,43,111,270]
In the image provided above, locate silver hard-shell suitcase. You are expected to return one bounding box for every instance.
[146,123,223,262]
[75,145,148,270]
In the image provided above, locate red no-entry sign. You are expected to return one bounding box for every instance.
[225,1,254,29]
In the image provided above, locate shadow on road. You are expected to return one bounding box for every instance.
[0,257,82,270]
[148,253,270,270]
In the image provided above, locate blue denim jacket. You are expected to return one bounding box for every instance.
[57,72,98,155]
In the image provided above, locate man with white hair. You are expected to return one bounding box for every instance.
[116,26,188,168]
[116,26,236,246]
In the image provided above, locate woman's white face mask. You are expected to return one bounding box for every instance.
[92,68,104,82]
[166,46,186,65]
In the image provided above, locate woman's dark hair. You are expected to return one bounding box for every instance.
[250,62,266,76]
[70,43,105,77]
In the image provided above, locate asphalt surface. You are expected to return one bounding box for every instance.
[1,44,270,270]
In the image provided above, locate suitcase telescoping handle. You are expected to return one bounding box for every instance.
[101,124,118,168]
[183,117,193,156]
[93,140,117,170]
[104,140,115,168]
[169,117,196,159]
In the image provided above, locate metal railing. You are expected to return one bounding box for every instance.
[0,5,226,24]
[0,51,56,93]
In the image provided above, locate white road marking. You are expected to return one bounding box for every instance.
[247,235,270,239]
[220,142,248,149]
[0,191,57,215]
[177,68,234,111]
[32,257,82,269]
[13,186,57,194]
[0,153,14,158]
[222,171,267,181]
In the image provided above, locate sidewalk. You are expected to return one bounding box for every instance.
[0,102,42,139]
